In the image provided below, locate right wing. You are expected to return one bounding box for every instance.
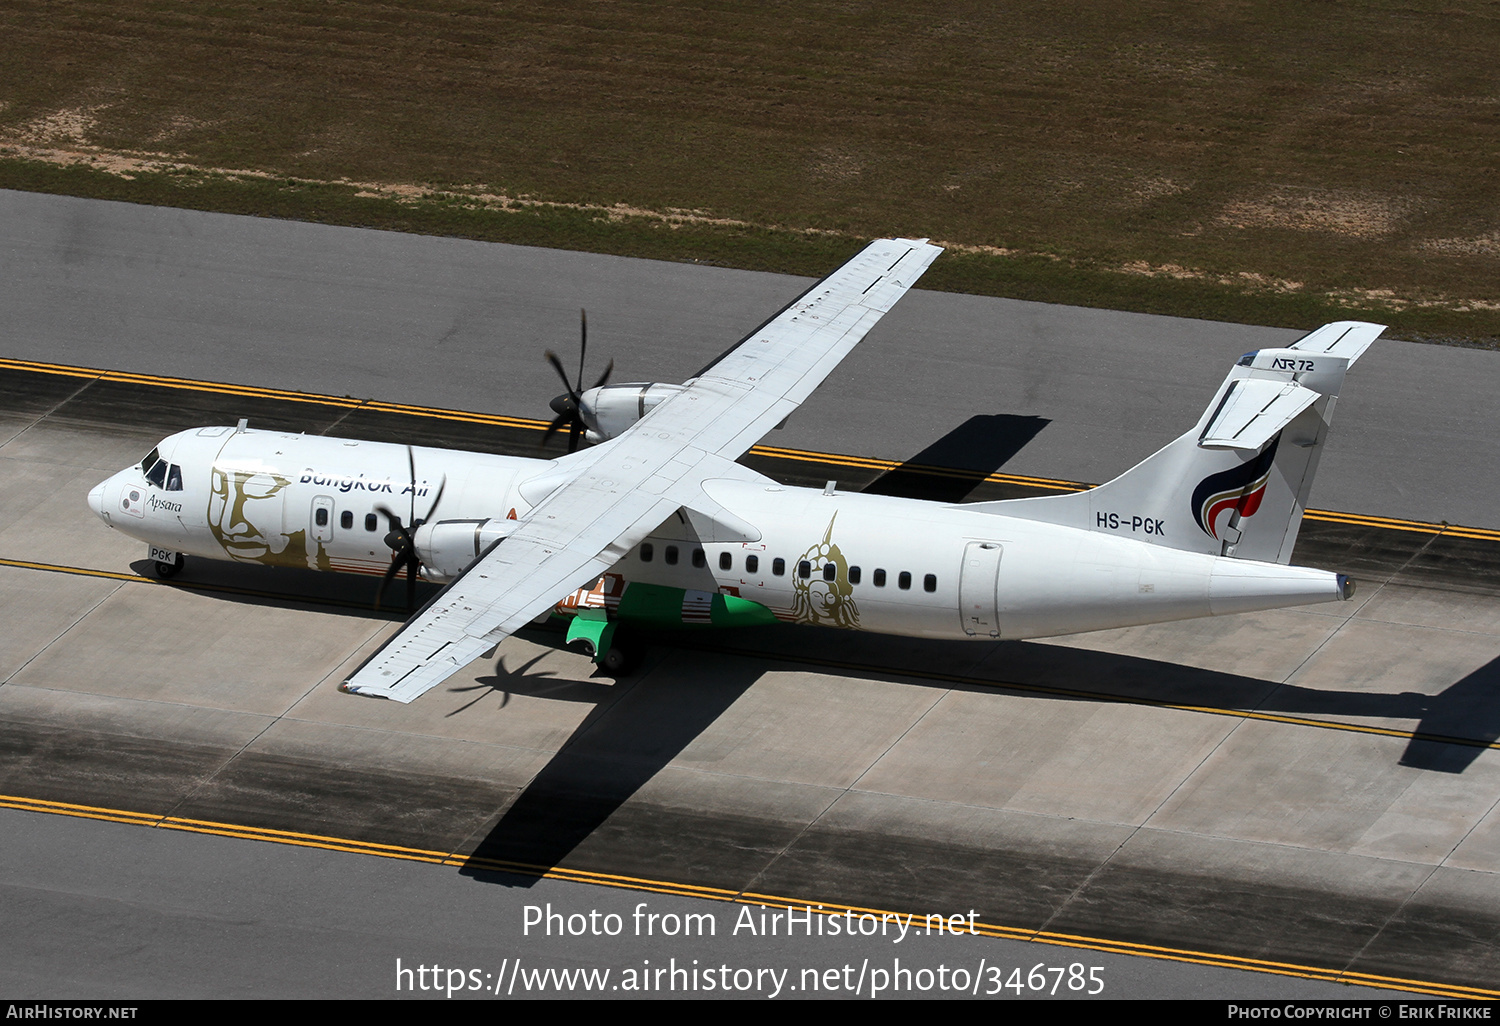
[341,237,943,703]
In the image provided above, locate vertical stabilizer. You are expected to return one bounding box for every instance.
[967,321,1383,564]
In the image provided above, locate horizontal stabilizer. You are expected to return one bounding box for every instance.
[1287,321,1384,365]
[1198,378,1320,451]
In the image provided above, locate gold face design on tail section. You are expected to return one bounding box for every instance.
[208,467,296,564]
[791,514,860,629]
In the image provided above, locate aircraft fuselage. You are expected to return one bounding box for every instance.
[88,426,1349,645]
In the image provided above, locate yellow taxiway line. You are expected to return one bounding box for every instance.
[0,792,1493,1000]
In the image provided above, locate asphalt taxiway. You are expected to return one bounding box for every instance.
[0,190,1497,999]
[3,188,1497,530]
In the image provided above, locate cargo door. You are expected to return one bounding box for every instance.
[959,541,1003,637]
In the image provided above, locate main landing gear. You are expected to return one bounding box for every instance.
[564,609,643,675]
[598,639,643,675]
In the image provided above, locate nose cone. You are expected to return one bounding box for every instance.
[87,479,113,525]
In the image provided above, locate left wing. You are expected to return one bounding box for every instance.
[341,238,943,702]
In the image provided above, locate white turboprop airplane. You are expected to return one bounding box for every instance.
[84,238,1383,703]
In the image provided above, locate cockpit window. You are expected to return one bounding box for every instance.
[146,459,167,488]
[139,448,160,475]
[165,464,183,491]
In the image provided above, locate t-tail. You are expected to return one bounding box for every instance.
[973,321,1384,564]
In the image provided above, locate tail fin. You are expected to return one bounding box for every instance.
[970,322,1383,564]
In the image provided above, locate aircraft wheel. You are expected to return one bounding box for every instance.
[599,640,642,676]
[153,555,185,579]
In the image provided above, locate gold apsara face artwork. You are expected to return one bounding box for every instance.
[791,515,859,629]
[208,467,294,564]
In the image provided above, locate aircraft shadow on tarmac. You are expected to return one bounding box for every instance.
[861,414,1051,503]
[457,640,763,887]
[445,652,619,716]
[452,626,1500,888]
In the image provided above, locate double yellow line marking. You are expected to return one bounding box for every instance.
[5,354,1497,540]
[697,643,1500,752]
[1,356,545,430]
[1,792,1493,999]
[1302,507,1500,541]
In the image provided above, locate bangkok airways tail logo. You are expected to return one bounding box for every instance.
[1190,436,1280,539]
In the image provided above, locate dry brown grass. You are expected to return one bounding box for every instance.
[2,1,1498,328]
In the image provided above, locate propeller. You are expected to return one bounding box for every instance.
[542,308,612,453]
[375,446,445,612]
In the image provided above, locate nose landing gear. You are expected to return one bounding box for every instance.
[152,553,185,578]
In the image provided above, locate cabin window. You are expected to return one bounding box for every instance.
[365,513,378,531]
[772,558,785,577]
[746,554,759,574]
[640,542,654,562]
[849,566,861,585]
[665,545,679,565]
[873,569,886,587]
[898,571,912,590]
[798,560,812,579]
[692,548,706,568]
[719,552,732,571]
[340,510,353,529]
[823,563,836,581]
[315,508,329,528]
[924,573,938,593]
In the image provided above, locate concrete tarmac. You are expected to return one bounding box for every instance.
[1,190,1498,998]
[0,372,1495,997]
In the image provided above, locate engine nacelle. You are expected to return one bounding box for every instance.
[414,518,520,583]
[579,382,686,442]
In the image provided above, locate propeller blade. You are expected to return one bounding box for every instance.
[591,358,614,391]
[375,551,404,611]
[374,503,414,611]
[540,412,568,450]
[545,350,579,401]
[405,445,417,529]
[375,504,404,535]
[577,308,588,393]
